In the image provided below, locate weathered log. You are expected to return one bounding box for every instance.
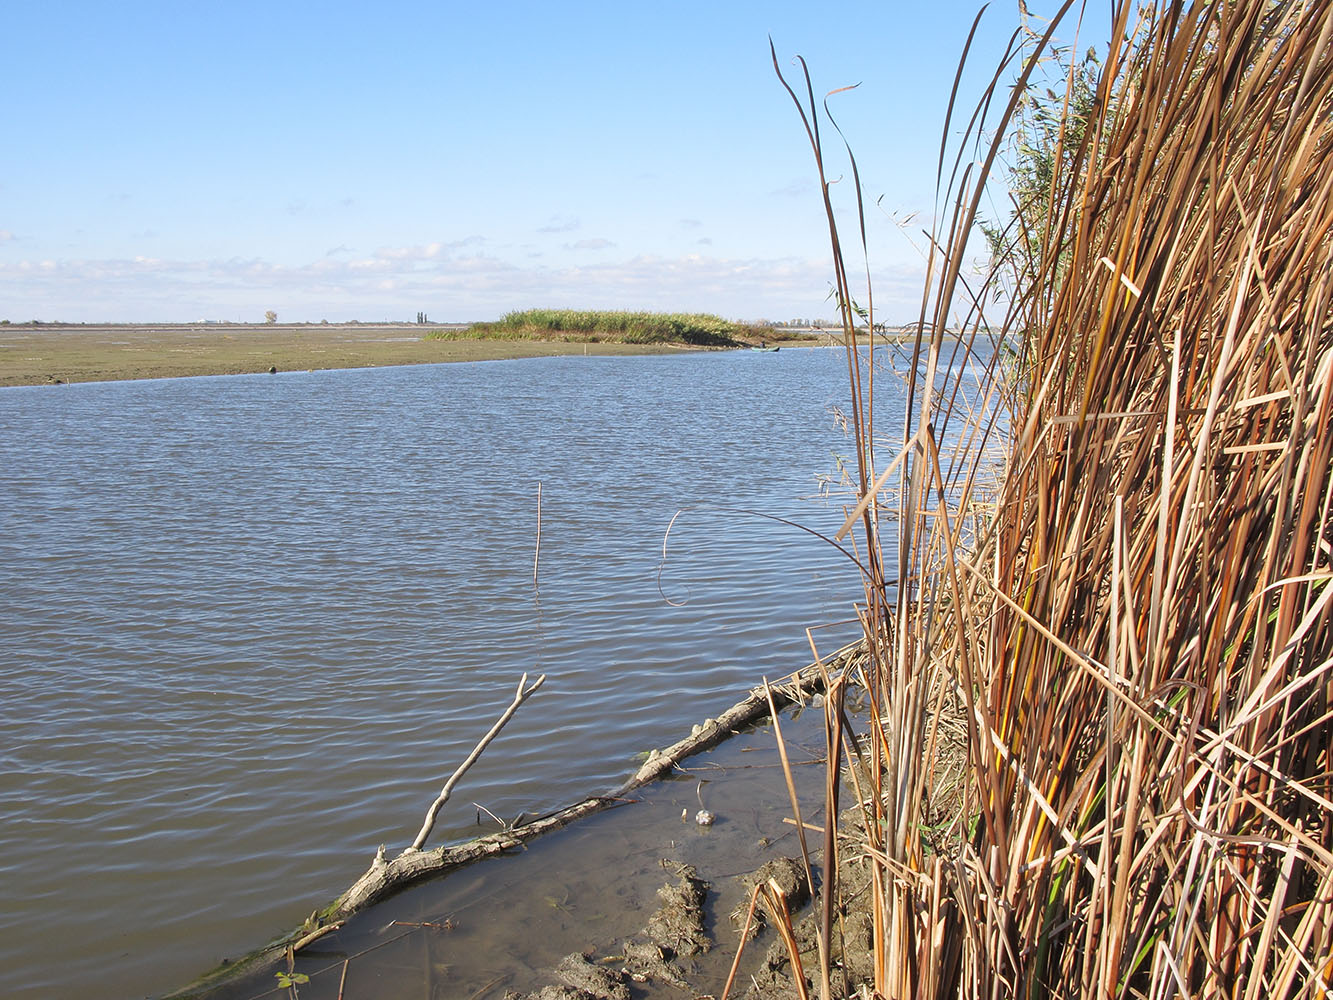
[612,670,828,793]
[333,793,609,915]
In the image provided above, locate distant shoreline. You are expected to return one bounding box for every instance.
[0,322,823,388]
[0,323,956,388]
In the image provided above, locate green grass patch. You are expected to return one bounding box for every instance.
[426,309,783,348]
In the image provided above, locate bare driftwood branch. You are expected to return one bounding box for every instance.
[330,651,860,920]
[333,793,610,917]
[409,672,546,851]
[612,667,830,793]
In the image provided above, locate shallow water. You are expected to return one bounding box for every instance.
[0,349,873,999]
[196,699,837,1000]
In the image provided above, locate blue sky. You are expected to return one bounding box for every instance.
[2,1,1086,323]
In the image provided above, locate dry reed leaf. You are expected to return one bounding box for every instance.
[775,0,1333,995]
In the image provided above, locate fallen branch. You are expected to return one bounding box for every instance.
[410,672,546,851]
[331,652,859,919]
[333,794,611,917]
[614,657,852,793]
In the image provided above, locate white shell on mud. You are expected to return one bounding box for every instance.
[694,809,715,826]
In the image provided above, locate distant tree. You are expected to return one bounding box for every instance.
[264,310,277,324]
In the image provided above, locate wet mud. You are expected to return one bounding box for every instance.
[173,698,848,1000]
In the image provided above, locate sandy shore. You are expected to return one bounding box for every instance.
[0,323,735,388]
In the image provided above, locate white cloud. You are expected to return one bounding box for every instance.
[0,247,931,324]
[375,242,444,261]
[0,230,14,242]
[569,238,615,251]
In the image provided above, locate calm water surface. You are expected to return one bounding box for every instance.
[0,349,882,999]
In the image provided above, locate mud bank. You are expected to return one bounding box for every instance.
[167,654,870,1000]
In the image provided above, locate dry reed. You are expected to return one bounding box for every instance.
[778,0,1333,996]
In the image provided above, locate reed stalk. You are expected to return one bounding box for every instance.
[780,1,1333,996]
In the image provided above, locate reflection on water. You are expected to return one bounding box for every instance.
[0,349,880,999]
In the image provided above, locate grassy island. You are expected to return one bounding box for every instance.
[428,309,785,348]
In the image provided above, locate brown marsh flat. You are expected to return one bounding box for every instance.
[0,323,714,387]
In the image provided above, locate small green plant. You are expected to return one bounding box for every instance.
[275,970,309,998]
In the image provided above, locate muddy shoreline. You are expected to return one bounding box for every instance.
[166,653,869,1000]
[0,323,761,388]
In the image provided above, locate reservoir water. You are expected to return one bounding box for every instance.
[0,348,875,999]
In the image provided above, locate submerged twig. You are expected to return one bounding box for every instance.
[533,480,542,593]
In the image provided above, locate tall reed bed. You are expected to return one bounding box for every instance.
[778,1,1333,996]
[432,309,775,346]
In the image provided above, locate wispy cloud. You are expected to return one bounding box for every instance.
[372,236,485,261]
[537,216,580,234]
[770,179,815,199]
[569,238,615,251]
[0,230,14,242]
[679,218,703,229]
